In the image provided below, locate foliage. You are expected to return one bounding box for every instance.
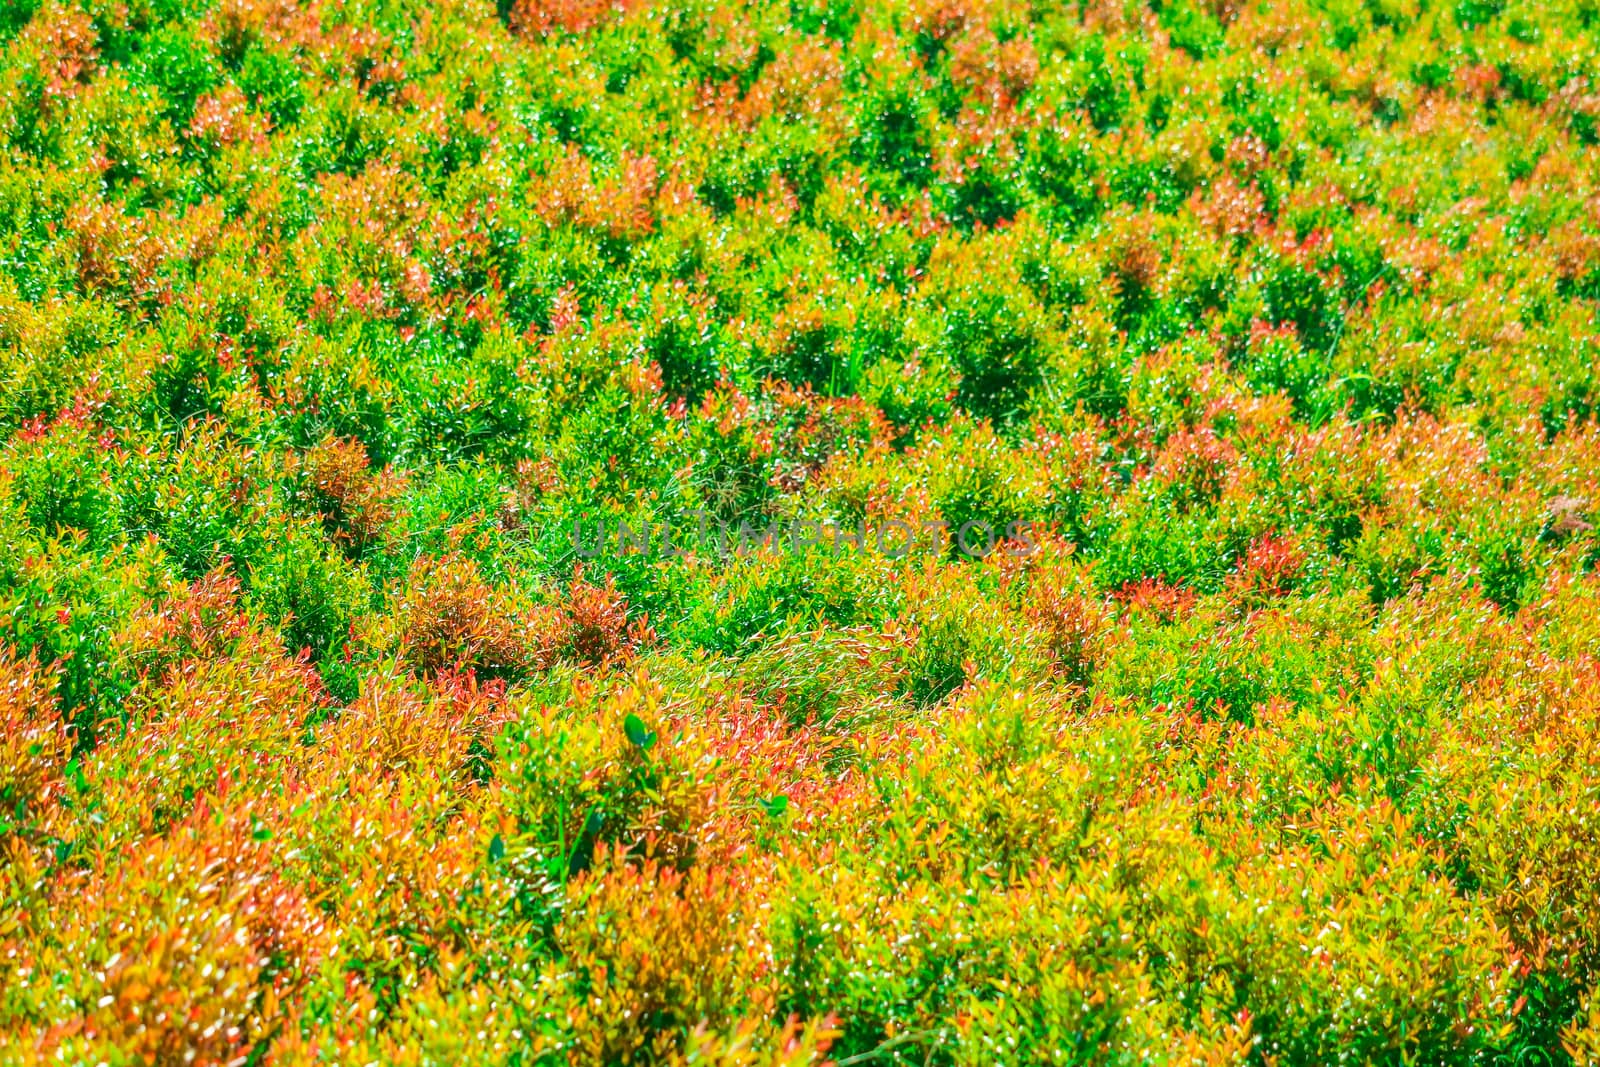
[1,0,1600,1061]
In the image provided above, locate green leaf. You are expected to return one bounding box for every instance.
[623,713,657,750]
[758,795,789,818]
[488,833,505,863]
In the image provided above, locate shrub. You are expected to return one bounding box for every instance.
[1,0,1599,1057]
[395,553,552,679]
[297,434,405,554]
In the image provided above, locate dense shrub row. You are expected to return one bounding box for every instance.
[1,0,1600,1061]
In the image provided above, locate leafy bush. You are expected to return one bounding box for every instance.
[1,0,1600,1060]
